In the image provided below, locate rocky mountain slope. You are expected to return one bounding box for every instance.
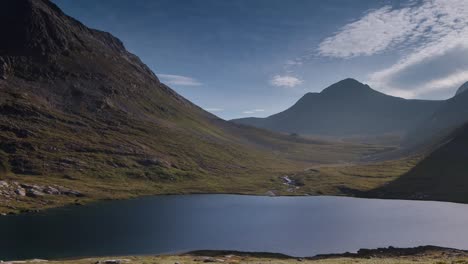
[232,79,442,137]
[0,0,380,213]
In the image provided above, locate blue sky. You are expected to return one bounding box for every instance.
[53,0,468,119]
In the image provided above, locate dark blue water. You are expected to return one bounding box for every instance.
[2,195,468,260]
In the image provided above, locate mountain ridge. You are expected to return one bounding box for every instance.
[455,81,468,96]
[232,78,443,137]
[405,81,468,149]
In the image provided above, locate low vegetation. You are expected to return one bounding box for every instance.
[279,157,420,196]
[0,149,420,214]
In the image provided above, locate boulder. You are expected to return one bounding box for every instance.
[63,190,83,197]
[43,186,60,195]
[0,57,9,80]
[26,188,45,197]
[0,181,8,188]
[56,187,84,197]
[95,259,130,264]
[15,187,26,196]
[137,157,171,168]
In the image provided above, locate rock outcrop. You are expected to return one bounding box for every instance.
[0,180,83,200]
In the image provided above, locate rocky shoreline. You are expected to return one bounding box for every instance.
[0,181,83,198]
[312,245,468,259]
[0,180,84,214]
[3,246,468,264]
[189,246,468,260]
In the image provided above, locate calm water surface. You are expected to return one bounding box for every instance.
[2,195,468,260]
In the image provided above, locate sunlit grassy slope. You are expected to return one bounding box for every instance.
[288,157,421,196]
[0,0,399,214]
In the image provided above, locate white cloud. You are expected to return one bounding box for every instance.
[318,6,417,58]
[389,70,468,98]
[317,0,468,98]
[158,74,202,86]
[204,108,224,112]
[285,59,303,67]
[270,75,303,88]
[242,109,265,115]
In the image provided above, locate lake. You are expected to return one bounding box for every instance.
[2,194,468,260]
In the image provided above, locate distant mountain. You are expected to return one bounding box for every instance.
[369,80,468,202]
[405,81,468,148]
[455,81,468,96]
[369,122,468,203]
[0,0,355,204]
[232,79,442,137]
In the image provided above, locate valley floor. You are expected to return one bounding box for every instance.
[0,156,421,214]
[0,155,419,214]
[5,247,468,264]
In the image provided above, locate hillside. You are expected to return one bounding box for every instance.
[369,122,468,203]
[0,0,384,213]
[232,79,442,137]
[406,82,468,148]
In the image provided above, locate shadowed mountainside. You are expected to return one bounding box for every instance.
[369,122,468,203]
[232,79,442,137]
[405,82,468,149]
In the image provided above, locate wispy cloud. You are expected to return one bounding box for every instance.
[285,59,303,67]
[388,70,468,98]
[317,0,468,98]
[270,74,303,88]
[318,5,415,59]
[158,74,202,86]
[242,109,265,115]
[204,108,224,112]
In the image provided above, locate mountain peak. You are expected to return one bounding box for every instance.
[0,0,124,56]
[0,0,152,83]
[455,81,468,96]
[320,78,373,96]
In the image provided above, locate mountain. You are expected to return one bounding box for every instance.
[0,0,375,213]
[369,122,468,203]
[232,79,442,137]
[455,81,468,96]
[364,81,468,203]
[405,81,468,149]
